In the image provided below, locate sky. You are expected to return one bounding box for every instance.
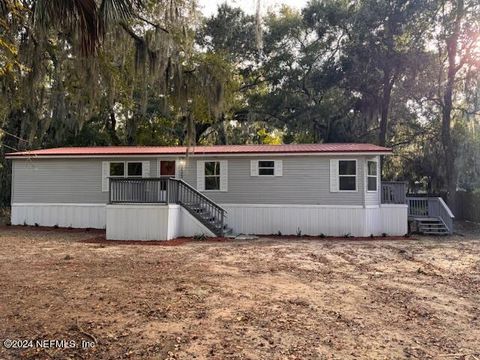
[198,0,309,17]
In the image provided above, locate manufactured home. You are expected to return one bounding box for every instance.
[6,143,454,240]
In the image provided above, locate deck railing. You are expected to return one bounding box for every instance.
[109,177,170,203]
[381,181,407,204]
[109,177,226,236]
[169,178,226,235]
[407,196,455,234]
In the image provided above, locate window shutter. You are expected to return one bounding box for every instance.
[197,161,205,191]
[142,161,150,178]
[274,160,283,176]
[330,159,339,192]
[175,160,181,179]
[102,161,109,192]
[364,160,368,192]
[250,160,258,176]
[220,160,228,191]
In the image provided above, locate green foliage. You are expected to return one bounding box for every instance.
[0,0,479,209]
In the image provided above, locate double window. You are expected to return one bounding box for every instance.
[204,161,221,190]
[109,162,143,178]
[367,160,378,191]
[339,160,357,191]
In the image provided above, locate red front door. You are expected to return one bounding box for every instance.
[160,161,176,177]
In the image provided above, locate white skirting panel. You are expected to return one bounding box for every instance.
[106,204,215,241]
[222,204,367,236]
[221,204,408,237]
[378,204,408,236]
[177,207,216,238]
[11,203,106,229]
[11,202,408,239]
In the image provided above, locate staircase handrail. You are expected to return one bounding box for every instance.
[168,178,227,214]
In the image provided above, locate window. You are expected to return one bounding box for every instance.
[258,161,275,176]
[339,160,356,191]
[110,162,125,177]
[205,161,220,190]
[127,162,142,177]
[367,160,378,191]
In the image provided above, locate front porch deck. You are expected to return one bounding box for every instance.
[381,181,455,234]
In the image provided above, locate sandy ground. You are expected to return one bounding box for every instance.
[0,225,479,360]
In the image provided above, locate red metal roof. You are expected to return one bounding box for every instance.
[6,143,392,157]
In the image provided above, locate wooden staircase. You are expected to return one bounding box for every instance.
[414,217,449,235]
[408,197,455,235]
[182,202,234,237]
[109,176,232,237]
[169,179,232,237]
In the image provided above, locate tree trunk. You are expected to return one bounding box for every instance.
[107,110,121,145]
[126,114,139,145]
[217,114,228,145]
[441,0,464,211]
[379,67,394,147]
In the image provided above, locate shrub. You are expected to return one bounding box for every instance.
[319,233,326,238]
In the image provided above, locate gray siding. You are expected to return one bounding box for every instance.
[181,156,369,206]
[12,155,382,206]
[12,158,157,204]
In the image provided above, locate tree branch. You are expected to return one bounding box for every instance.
[136,15,169,33]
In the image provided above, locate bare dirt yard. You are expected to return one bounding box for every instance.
[0,224,479,360]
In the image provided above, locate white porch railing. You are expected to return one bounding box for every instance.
[381,182,407,204]
[381,182,455,234]
[407,196,455,234]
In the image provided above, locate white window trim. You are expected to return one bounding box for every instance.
[257,160,276,177]
[203,160,221,192]
[338,159,358,192]
[366,160,378,192]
